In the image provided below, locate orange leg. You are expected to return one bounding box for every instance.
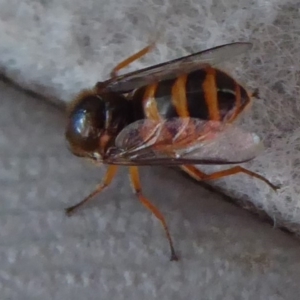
[180,165,208,181]
[181,165,279,191]
[129,166,178,261]
[65,165,118,216]
[110,43,156,78]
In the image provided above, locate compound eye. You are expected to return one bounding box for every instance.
[65,94,105,154]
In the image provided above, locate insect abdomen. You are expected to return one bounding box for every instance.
[131,67,251,122]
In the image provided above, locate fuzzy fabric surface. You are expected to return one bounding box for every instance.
[1,0,300,297]
[2,79,300,299]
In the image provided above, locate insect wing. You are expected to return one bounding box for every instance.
[105,42,252,93]
[107,118,263,166]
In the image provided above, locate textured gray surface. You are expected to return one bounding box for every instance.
[2,0,300,298]
[2,80,300,299]
[1,0,300,234]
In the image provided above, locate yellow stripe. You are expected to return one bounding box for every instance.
[228,83,253,123]
[227,83,241,123]
[143,83,161,121]
[202,68,220,121]
[171,75,189,117]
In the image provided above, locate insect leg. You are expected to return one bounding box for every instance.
[110,43,156,78]
[129,166,178,261]
[180,165,208,181]
[65,165,118,216]
[181,165,279,191]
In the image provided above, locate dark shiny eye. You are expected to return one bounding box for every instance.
[66,95,105,153]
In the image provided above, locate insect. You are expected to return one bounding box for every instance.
[65,42,279,261]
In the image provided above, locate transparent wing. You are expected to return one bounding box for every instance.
[104,42,252,93]
[104,118,263,166]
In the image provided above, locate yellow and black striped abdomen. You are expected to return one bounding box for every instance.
[131,67,251,123]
